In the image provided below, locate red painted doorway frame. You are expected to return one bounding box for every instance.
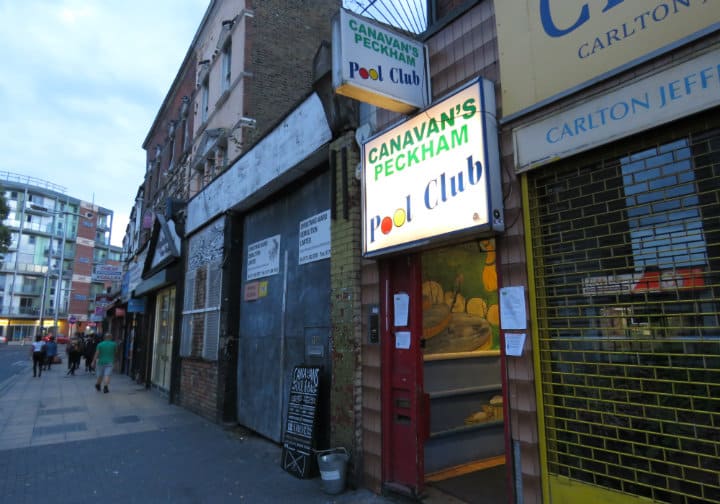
[380,254,427,497]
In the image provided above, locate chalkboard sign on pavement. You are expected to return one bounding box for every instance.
[281,365,321,478]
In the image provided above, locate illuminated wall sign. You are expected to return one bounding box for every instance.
[332,8,430,113]
[495,0,720,118]
[514,47,720,172]
[362,78,503,258]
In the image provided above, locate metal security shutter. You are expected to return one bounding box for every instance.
[527,123,720,503]
[180,269,196,357]
[202,263,222,360]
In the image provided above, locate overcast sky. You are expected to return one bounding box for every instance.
[0,0,210,246]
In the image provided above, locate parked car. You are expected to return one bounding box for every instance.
[0,335,7,344]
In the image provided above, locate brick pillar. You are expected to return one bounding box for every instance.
[329,133,363,485]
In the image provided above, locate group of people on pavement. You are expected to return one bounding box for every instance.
[30,332,118,392]
[30,334,60,377]
[65,334,99,375]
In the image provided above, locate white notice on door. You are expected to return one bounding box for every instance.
[500,286,526,329]
[395,331,411,350]
[505,333,526,357]
[393,292,409,326]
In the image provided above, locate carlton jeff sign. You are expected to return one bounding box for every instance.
[362,79,504,257]
[514,47,720,171]
[332,9,430,113]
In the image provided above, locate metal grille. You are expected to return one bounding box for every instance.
[179,269,196,357]
[527,125,720,504]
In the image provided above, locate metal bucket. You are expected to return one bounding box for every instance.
[317,448,349,495]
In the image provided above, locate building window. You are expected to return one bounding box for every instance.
[201,76,209,124]
[167,122,176,173]
[204,158,215,184]
[190,166,205,196]
[179,261,221,360]
[221,40,232,92]
[180,96,191,153]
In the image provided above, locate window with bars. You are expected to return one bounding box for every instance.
[528,126,720,504]
[180,260,222,360]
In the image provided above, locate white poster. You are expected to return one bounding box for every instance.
[499,286,526,330]
[505,333,526,357]
[395,331,411,350]
[247,234,281,281]
[298,210,331,265]
[393,292,409,327]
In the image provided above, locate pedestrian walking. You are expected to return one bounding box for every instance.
[44,336,58,370]
[30,335,46,378]
[93,333,117,393]
[66,338,83,375]
[84,335,98,373]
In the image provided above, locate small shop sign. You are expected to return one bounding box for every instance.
[332,8,430,113]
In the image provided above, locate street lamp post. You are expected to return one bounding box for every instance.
[32,204,69,339]
[35,210,56,339]
[52,220,67,336]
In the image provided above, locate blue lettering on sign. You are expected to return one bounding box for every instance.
[540,0,624,37]
[539,0,708,60]
[544,63,720,145]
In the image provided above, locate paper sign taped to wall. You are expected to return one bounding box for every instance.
[395,331,411,350]
[505,333,526,357]
[393,292,409,327]
[500,286,526,329]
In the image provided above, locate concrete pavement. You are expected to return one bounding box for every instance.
[0,355,460,503]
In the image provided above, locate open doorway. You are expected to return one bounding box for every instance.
[421,240,508,503]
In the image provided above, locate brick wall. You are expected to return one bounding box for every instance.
[179,358,219,421]
[329,133,364,487]
[360,264,381,493]
[243,0,340,150]
[143,52,197,213]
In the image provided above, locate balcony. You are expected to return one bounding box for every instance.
[26,204,53,214]
[16,306,40,316]
[0,305,68,318]
[48,268,72,280]
[18,263,49,275]
[14,286,43,296]
[1,220,51,233]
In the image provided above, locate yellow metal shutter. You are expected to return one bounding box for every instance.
[527,122,720,504]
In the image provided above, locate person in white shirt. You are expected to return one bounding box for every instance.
[30,335,46,378]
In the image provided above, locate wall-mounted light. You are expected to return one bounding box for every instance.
[234,117,256,129]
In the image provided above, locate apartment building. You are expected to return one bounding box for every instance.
[0,171,122,342]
